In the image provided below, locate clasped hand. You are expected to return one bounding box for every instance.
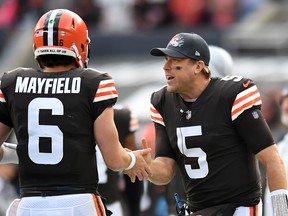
[123,139,153,183]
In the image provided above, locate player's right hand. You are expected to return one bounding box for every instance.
[123,146,152,183]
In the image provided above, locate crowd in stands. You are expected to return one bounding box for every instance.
[0,1,277,216]
[0,0,265,54]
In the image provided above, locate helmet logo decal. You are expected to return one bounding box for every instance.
[168,34,184,48]
[35,30,43,37]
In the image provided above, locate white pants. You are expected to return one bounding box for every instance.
[6,193,107,216]
[234,200,262,216]
[106,201,124,216]
[170,200,263,216]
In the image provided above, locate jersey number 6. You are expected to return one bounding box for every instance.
[28,97,64,165]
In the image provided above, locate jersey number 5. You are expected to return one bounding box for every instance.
[177,126,209,179]
[28,98,64,165]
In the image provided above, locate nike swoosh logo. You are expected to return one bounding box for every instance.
[243,80,251,88]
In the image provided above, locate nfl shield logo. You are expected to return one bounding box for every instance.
[252,111,259,119]
[185,110,192,120]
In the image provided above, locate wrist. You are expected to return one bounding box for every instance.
[270,189,288,196]
[271,189,288,215]
[124,152,136,170]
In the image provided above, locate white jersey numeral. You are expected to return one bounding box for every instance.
[221,75,243,82]
[177,126,209,179]
[28,98,64,164]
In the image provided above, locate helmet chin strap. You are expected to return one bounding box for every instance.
[71,44,83,68]
[84,44,90,68]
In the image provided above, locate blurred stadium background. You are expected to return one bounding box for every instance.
[1,1,288,215]
[1,0,288,126]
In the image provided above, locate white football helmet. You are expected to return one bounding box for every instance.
[209,45,234,77]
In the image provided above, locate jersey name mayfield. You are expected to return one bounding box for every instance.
[15,77,81,94]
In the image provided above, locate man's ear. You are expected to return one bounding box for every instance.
[195,60,205,74]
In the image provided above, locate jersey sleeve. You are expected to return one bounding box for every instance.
[91,73,118,120]
[234,108,275,154]
[150,89,177,159]
[154,122,176,159]
[230,78,262,121]
[0,74,15,127]
[150,90,165,127]
[228,77,274,153]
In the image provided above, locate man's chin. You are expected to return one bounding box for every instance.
[167,85,176,93]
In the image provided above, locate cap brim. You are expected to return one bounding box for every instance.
[150,48,187,58]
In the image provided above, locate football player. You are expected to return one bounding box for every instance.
[264,88,288,216]
[97,105,143,216]
[208,45,234,77]
[129,32,288,216]
[0,9,151,216]
[166,44,236,215]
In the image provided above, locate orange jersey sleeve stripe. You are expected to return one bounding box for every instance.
[150,104,165,126]
[151,116,164,125]
[231,86,262,121]
[232,96,261,117]
[98,82,115,89]
[150,107,158,114]
[93,80,118,103]
[233,88,259,107]
[0,92,6,102]
[95,90,118,98]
